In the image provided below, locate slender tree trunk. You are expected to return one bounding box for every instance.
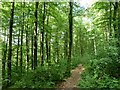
[64,30,68,59]
[64,31,68,59]
[105,8,109,42]
[93,39,97,55]
[57,33,59,62]
[75,32,79,55]
[2,42,7,81]
[7,2,14,86]
[2,29,8,81]
[48,30,51,65]
[41,2,45,66]
[46,16,49,63]
[55,28,59,63]
[79,28,83,56]
[31,29,34,70]
[16,29,20,70]
[26,24,29,71]
[109,2,112,38]
[20,2,25,73]
[67,0,73,74]
[39,4,42,65]
[2,43,6,81]
[69,1,73,60]
[113,2,118,38]
[118,2,120,57]
[34,2,39,70]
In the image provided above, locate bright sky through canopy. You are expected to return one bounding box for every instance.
[79,0,98,8]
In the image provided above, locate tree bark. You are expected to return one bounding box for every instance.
[26,23,29,71]
[31,28,34,70]
[64,30,68,59]
[34,2,39,70]
[79,28,83,56]
[46,16,49,63]
[67,0,73,74]
[41,2,46,66]
[48,29,51,65]
[2,29,8,81]
[118,2,120,57]
[113,2,118,38]
[109,2,112,37]
[20,2,25,73]
[16,29,20,70]
[7,2,14,86]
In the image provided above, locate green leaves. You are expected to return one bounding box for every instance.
[78,45,120,88]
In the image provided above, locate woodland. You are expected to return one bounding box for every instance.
[0,0,120,89]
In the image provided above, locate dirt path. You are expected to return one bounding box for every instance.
[57,64,84,88]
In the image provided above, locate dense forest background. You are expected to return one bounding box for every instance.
[0,0,120,88]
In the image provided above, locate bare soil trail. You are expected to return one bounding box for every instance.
[57,64,84,88]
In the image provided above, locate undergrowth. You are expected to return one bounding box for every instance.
[78,45,120,88]
[6,56,81,88]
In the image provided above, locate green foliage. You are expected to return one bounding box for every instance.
[9,60,67,88]
[71,55,82,69]
[78,71,120,88]
[7,55,82,88]
[76,54,93,67]
[78,45,120,88]
[1,2,84,88]
[2,1,120,89]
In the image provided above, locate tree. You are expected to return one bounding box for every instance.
[26,18,29,71]
[67,0,73,73]
[41,2,46,66]
[46,15,49,63]
[16,28,20,70]
[117,2,120,57]
[7,2,14,86]
[113,1,118,38]
[20,2,25,73]
[31,26,34,70]
[2,29,8,81]
[34,2,39,70]
[109,2,112,37]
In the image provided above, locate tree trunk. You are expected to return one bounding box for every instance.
[7,2,14,86]
[64,30,68,59]
[26,23,29,71]
[46,16,49,63]
[34,2,39,70]
[31,28,34,70]
[55,28,59,63]
[41,2,45,66]
[2,29,8,81]
[20,2,25,73]
[67,0,73,74]
[16,29,20,70]
[79,28,83,56]
[109,2,112,38]
[48,30,51,65]
[113,2,118,38]
[118,2,120,57]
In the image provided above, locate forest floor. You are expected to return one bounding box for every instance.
[57,64,84,89]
